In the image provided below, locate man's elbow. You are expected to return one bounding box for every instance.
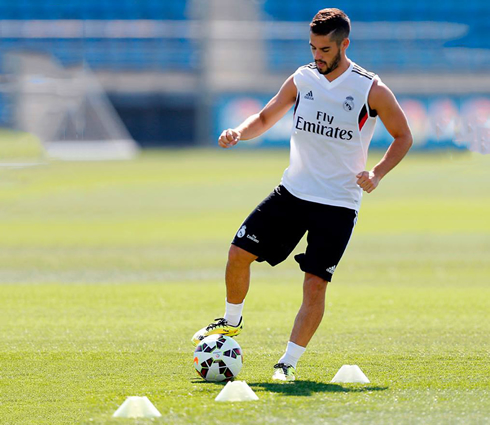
[397,132,413,151]
[257,111,276,134]
[258,111,270,128]
[405,133,413,149]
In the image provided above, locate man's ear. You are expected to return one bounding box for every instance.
[342,38,350,51]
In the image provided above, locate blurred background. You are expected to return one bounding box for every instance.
[0,0,489,159]
[1,4,490,423]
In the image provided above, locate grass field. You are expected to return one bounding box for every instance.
[1,148,489,424]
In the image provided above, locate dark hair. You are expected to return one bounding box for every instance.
[310,8,351,45]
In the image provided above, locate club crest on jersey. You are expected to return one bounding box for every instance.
[343,96,354,111]
[237,225,246,238]
[304,91,314,100]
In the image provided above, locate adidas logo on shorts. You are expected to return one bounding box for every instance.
[326,265,337,274]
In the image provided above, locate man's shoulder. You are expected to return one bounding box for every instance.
[350,62,376,81]
[367,77,397,113]
[295,62,318,77]
[298,62,317,71]
[292,63,320,87]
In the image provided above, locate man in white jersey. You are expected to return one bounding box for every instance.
[192,8,412,381]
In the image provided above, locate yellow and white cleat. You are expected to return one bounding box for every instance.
[191,317,243,346]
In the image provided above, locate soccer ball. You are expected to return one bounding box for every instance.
[194,334,243,382]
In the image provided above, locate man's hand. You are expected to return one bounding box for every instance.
[218,129,241,148]
[356,171,380,193]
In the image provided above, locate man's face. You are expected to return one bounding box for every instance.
[309,33,345,75]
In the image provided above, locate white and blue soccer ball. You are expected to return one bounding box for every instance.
[194,335,243,382]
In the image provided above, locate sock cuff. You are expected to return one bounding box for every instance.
[225,299,245,307]
[224,300,244,327]
[287,341,306,358]
[225,300,244,315]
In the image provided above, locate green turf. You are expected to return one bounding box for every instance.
[1,149,489,424]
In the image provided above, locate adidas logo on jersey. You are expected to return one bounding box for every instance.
[304,91,314,100]
[326,265,337,274]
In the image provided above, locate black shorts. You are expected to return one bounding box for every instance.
[231,185,358,282]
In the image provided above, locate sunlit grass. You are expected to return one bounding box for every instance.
[0,149,489,424]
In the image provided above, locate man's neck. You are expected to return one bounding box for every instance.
[324,58,351,82]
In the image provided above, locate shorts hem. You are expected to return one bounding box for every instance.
[298,264,333,282]
[230,240,260,256]
[231,240,286,267]
[294,253,333,282]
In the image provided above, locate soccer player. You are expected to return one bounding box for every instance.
[192,8,412,381]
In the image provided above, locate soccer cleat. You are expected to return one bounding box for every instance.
[191,317,243,346]
[272,363,296,382]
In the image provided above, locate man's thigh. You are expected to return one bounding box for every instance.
[231,185,307,266]
[295,204,358,282]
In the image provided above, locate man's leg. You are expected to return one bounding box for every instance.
[289,272,328,347]
[223,245,258,326]
[273,273,328,380]
[192,184,303,345]
[274,204,356,379]
[191,245,257,344]
[225,245,258,304]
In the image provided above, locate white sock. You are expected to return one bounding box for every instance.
[224,300,244,326]
[278,341,306,369]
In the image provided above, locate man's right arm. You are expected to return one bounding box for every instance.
[218,75,298,148]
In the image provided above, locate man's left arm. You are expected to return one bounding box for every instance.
[356,79,413,193]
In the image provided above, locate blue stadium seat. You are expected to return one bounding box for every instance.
[0,1,194,71]
[0,0,488,72]
[0,0,188,20]
[262,0,490,72]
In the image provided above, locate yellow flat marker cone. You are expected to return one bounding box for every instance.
[215,381,259,402]
[113,396,162,418]
[330,365,370,384]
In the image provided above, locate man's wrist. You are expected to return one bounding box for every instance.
[371,167,385,180]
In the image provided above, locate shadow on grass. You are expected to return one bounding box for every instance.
[191,379,388,396]
[248,381,389,396]
[191,379,229,387]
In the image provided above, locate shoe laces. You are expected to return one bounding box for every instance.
[205,318,227,331]
[273,362,292,372]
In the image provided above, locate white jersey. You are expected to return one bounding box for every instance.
[281,61,378,211]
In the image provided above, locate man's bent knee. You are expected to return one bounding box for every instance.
[304,273,329,295]
[228,244,258,266]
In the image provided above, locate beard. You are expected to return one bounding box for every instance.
[315,50,341,75]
